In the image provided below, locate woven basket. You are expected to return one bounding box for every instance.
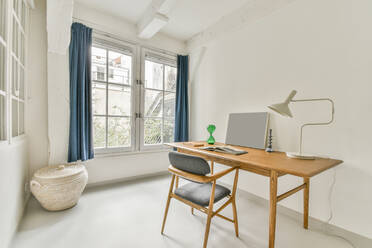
[30,164,88,211]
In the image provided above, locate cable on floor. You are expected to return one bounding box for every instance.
[309,168,357,248]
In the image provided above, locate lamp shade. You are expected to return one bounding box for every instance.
[268,102,293,117]
[268,90,297,118]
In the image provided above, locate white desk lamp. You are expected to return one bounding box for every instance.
[268,90,334,160]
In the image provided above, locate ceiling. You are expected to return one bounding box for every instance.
[75,0,249,41]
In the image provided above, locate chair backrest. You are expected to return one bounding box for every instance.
[168,152,210,176]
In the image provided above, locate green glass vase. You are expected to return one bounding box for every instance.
[207,124,216,145]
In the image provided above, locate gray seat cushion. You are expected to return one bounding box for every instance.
[169,152,210,175]
[175,182,231,206]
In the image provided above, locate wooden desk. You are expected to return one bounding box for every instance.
[166,142,343,248]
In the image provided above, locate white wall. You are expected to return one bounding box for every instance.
[189,0,372,239]
[27,0,49,174]
[0,0,48,246]
[46,3,186,184]
[0,140,29,248]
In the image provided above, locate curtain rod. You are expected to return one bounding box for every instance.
[72,17,180,57]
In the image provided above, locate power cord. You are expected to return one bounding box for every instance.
[310,168,357,248]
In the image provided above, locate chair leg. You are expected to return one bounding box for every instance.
[231,168,240,237]
[203,213,213,248]
[203,181,216,248]
[175,176,179,189]
[232,199,239,237]
[161,175,175,234]
[191,207,194,215]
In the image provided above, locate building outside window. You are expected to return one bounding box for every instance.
[91,38,176,154]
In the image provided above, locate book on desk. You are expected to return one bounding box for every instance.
[199,146,248,155]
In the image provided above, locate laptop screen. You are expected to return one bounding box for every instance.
[225,112,269,149]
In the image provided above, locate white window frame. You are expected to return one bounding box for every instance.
[139,48,177,151]
[92,36,137,154]
[0,0,28,147]
[10,0,27,141]
[0,0,10,146]
[90,33,177,155]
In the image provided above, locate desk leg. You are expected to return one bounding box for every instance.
[303,177,310,229]
[269,171,278,248]
[176,148,180,189]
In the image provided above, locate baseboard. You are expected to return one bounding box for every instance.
[86,171,169,188]
[235,187,372,248]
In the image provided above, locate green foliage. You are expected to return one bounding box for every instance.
[92,63,176,148]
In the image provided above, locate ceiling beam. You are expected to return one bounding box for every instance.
[137,0,177,39]
[47,0,74,54]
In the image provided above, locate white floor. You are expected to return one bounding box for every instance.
[12,175,353,248]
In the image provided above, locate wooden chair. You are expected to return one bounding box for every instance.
[161,152,240,248]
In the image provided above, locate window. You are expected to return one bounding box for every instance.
[11,0,26,138]
[141,53,176,149]
[0,0,7,141]
[91,44,135,152]
[0,0,28,142]
[91,37,177,153]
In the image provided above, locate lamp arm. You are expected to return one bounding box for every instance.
[291,98,335,154]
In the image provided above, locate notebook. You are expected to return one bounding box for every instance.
[199,146,247,155]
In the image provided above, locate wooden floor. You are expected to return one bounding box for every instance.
[12,175,357,248]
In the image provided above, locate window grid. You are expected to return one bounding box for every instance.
[91,37,176,154]
[0,0,7,142]
[141,52,177,150]
[92,44,134,151]
[143,63,176,146]
[10,0,27,138]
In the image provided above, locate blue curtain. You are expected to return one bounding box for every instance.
[174,55,189,142]
[68,23,94,162]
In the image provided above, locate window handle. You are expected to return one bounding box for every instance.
[135,113,143,119]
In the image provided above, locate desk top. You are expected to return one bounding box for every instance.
[165,142,343,178]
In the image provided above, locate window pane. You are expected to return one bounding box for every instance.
[19,101,24,134]
[145,60,163,90]
[92,47,106,81]
[108,84,131,116]
[93,116,106,148]
[19,66,24,99]
[12,99,18,137]
[12,57,17,96]
[108,51,131,85]
[0,95,5,140]
[21,0,26,28]
[163,118,175,143]
[13,0,18,14]
[92,82,106,115]
[12,17,18,56]
[0,43,5,91]
[144,89,162,117]
[20,32,24,64]
[0,0,6,40]
[108,117,131,147]
[144,118,161,145]
[164,92,175,118]
[165,66,176,91]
